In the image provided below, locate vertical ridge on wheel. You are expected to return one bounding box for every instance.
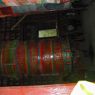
[53,39,64,73]
[39,39,53,74]
[16,41,28,77]
[29,41,39,75]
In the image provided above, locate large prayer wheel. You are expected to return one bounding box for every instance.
[0,39,72,79]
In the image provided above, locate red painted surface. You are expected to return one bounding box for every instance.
[0,84,75,95]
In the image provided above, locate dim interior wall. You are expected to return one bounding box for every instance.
[82,1,95,71]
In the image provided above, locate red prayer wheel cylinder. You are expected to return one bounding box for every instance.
[0,39,72,79]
